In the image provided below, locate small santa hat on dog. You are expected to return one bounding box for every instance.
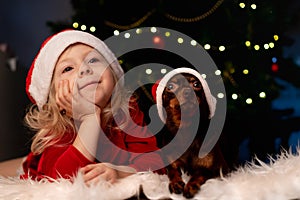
[152,67,217,123]
[26,29,124,110]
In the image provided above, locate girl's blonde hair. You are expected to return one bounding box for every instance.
[25,64,133,155]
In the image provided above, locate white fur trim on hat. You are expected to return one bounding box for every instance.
[156,67,217,123]
[26,30,124,110]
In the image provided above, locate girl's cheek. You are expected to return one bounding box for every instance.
[54,75,64,90]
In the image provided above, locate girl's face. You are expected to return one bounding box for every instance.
[53,43,116,109]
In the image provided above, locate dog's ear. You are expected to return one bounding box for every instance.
[162,89,169,107]
[162,87,177,107]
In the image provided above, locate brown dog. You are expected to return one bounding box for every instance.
[153,68,228,198]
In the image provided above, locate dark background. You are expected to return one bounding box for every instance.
[0,0,73,161]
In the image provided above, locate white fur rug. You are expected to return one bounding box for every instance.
[1,149,300,200]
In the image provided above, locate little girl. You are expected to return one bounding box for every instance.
[21,29,164,184]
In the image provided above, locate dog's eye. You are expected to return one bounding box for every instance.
[166,83,177,92]
[192,81,202,90]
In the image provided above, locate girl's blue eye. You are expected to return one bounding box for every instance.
[62,66,73,73]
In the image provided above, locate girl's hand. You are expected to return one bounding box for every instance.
[72,80,100,122]
[56,80,73,116]
[56,79,100,121]
[80,163,118,185]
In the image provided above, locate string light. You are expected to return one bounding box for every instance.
[264,44,269,49]
[259,92,266,98]
[215,70,221,76]
[232,93,238,100]
[246,98,253,104]
[245,41,251,47]
[219,46,225,51]
[68,25,274,104]
[124,32,131,38]
[71,1,279,53]
[72,22,79,29]
[161,68,167,74]
[80,25,86,31]
[114,30,120,36]
[239,3,246,8]
[204,44,211,50]
[104,9,155,30]
[250,4,257,10]
[145,68,152,74]
[238,2,257,10]
[242,69,249,75]
[136,28,143,34]
[217,93,225,98]
[90,26,96,32]
[150,27,157,33]
[254,45,260,50]
[190,40,197,46]
[177,38,184,44]
[164,0,224,22]
[67,2,279,107]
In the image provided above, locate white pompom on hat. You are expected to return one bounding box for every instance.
[26,29,124,110]
[152,67,217,123]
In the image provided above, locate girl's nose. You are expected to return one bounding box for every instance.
[79,65,93,77]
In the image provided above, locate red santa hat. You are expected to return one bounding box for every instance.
[26,29,124,110]
[152,67,217,123]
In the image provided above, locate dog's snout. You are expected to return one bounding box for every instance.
[183,87,193,98]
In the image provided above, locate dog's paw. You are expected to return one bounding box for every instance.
[168,180,185,194]
[183,181,201,199]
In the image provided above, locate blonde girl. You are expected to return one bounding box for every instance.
[21,30,164,184]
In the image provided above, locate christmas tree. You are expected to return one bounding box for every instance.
[47,0,300,165]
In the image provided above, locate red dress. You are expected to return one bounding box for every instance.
[21,101,164,180]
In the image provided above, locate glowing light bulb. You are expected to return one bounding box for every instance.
[114,30,120,36]
[124,33,130,38]
[254,45,260,50]
[204,44,211,50]
[245,41,251,47]
[232,93,238,100]
[90,26,96,32]
[190,40,197,46]
[80,25,86,31]
[73,22,79,28]
[246,98,252,104]
[251,4,257,9]
[177,38,184,44]
[145,68,152,75]
[219,46,225,51]
[150,27,157,33]
[259,92,266,98]
[239,3,246,8]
